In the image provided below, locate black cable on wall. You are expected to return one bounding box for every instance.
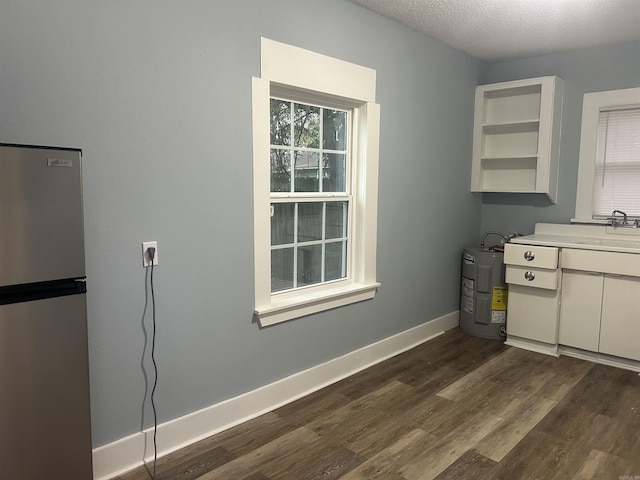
[147,247,158,480]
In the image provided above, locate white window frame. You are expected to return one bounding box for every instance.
[574,86,640,222]
[252,38,380,326]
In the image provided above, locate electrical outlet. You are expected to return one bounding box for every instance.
[142,241,158,267]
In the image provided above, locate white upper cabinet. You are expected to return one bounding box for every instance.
[471,76,563,203]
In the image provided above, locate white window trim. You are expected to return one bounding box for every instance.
[574,86,640,223]
[252,38,380,326]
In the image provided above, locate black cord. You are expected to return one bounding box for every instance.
[148,249,158,480]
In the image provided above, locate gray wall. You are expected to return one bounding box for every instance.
[479,40,640,236]
[0,1,484,447]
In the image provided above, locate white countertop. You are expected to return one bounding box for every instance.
[509,223,640,254]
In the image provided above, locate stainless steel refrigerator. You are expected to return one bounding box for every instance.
[0,144,93,479]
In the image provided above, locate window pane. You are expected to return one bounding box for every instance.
[323,109,347,151]
[297,244,322,287]
[294,151,320,192]
[270,149,291,192]
[325,202,346,239]
[594,108,640,217]
[325,241,346,281]
[271,248,294,292]
[294,103,320,148]
[594,165,640,217]
[298,202,323,242]
[267,97,354,296]
[322,153,346,192]
[270,99,291,146]
[271,203,295,246]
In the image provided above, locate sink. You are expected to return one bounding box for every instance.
[510,234,640,253]
[599,238,640,249]
[572,238,602,245]
[606,226,640,237]
[568,237,640,249]
[509,224,640,254]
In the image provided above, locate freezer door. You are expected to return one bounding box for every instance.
[0,144,85,286]
[0,293,92,479]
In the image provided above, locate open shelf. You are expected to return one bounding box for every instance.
[480,157,538,192]
[471,76,563,202]
[482,129,539,158]
[482,120,540,134]
[483,84,542,124]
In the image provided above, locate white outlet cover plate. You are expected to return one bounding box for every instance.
[142,241,158,266]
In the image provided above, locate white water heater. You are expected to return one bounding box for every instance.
[460,246,507,340]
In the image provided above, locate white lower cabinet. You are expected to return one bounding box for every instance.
[558,270,603,351]
[559,270,640,361]
[506,243,640,364]
[507,284,559,344]
[600,275,640,361]
[505,243,560,344]
[506,230,640,367]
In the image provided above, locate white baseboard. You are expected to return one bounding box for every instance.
[504,335,559,357]
[559,346,640,373]
[92,311,459,480]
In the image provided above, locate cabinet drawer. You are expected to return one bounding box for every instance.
[562,248,640,277]
[504,243,558,269]
[506,265,559,290]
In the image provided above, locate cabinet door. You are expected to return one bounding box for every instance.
[507,284,560,344]
[559,270,603,351]
[599,275,640,361]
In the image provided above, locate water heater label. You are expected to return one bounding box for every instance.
[463,253,475,264]
[491,286,508,310]
[491,311,506,323]
[461,276,474,296]
[47,158,73,167]
[461,295,473,313]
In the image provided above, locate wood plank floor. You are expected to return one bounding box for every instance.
[114,328,640,480]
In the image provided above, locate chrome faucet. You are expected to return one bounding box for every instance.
[610,210,628,226]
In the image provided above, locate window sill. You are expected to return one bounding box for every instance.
[255,282,380,327]
[570,218,610,225]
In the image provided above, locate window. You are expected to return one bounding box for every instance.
[270,100,350,293]
[575,86,640,222]
[252,38,380,326]
[593,108,640,217]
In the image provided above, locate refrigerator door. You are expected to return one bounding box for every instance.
[0,144,85,286]
[0,293,93,480]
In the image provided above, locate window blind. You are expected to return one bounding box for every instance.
[593,107,640,218]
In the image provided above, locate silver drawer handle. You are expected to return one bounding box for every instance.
[524,251,535,261]
[524,271,536,281]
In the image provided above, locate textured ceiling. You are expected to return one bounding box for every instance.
[349,0,640,62]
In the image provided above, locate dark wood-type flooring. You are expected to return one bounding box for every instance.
[114,328,640,480]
